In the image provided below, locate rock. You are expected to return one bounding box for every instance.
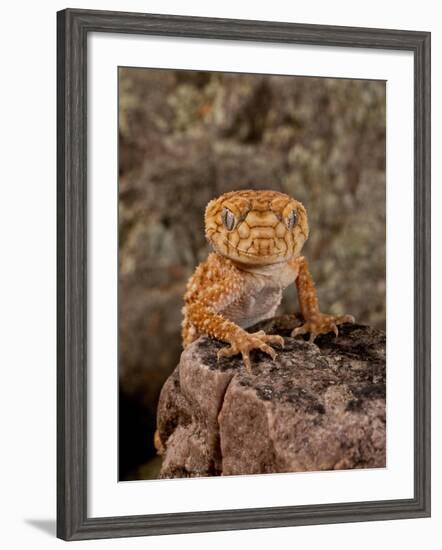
[156,316,386,478]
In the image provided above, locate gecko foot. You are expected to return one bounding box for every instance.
[291,314,355,343]
[217,330,284,372]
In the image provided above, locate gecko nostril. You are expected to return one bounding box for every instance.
[250,226,275,239]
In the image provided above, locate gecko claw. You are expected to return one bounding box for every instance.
[291,313,355,343]
[261,344,277,361]
[217,330,283,371]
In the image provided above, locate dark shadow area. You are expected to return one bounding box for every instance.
[119,388,158,480]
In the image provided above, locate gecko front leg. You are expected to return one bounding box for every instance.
[184,260,284,372]
[291,256,355,343]
[186,299,283,372]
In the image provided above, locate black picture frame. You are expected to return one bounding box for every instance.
[57,8,431,541]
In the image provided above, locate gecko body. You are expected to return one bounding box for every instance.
[181,189,354,371]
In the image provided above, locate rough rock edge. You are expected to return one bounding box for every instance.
[157,316,386,478]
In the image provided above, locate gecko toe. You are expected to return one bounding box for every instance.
[270,335,285,347]
[291,325,307,338]
[241,351,252,372]
[260,334,284,348]
[259,343,277,360]
[336,314,355,325]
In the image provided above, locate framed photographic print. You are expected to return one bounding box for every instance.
[57,8,431,541]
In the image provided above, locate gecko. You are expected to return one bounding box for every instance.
[181,189,355,372]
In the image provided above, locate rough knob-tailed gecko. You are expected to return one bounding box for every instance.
[181,189,354,372]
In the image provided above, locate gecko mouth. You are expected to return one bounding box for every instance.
[221,239,287,260]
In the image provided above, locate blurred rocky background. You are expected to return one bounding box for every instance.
[118,67,386,481]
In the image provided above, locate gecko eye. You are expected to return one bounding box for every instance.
[285,209,298,230]
[221,207,236,231]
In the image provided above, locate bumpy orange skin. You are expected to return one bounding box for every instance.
[181,189,354,371]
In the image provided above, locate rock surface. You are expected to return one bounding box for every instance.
[156,316,386,478]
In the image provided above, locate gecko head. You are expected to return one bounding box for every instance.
[204,189,309,266]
